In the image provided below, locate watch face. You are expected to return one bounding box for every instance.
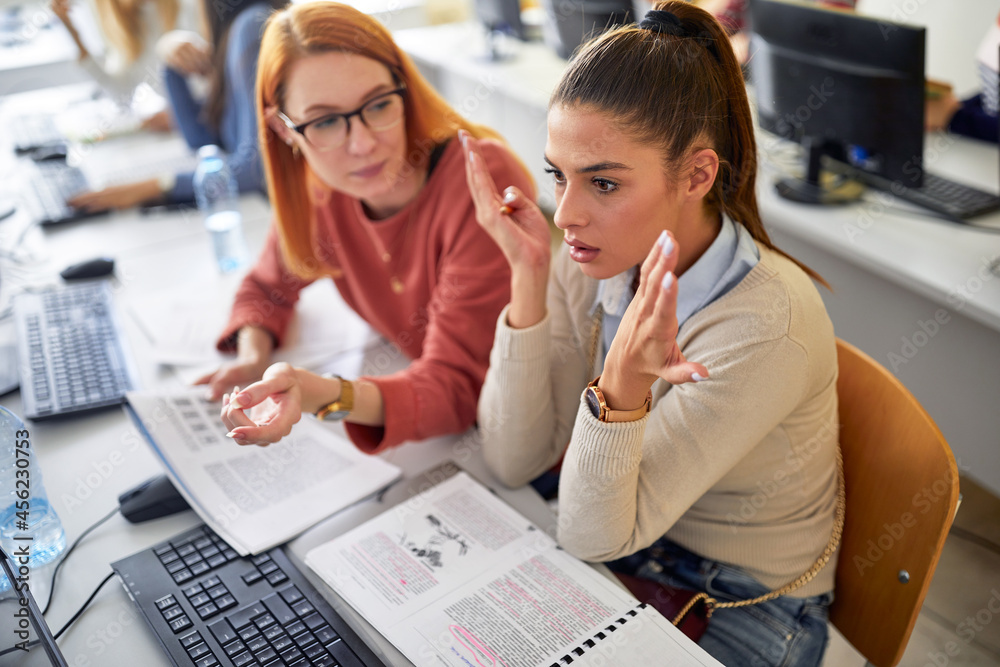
[585,387,603,420]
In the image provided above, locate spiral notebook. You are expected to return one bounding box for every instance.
[305,471,722,667]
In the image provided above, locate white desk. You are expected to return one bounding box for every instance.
[396,21,1000,496]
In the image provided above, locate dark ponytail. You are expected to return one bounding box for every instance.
[551,0,827,287]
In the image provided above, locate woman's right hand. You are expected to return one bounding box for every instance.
[460,130,551,274]
[460,130,551,328]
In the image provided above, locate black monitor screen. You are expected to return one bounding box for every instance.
[474,0,525,40]
[750,0,926,188]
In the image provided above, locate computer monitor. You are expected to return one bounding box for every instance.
[749,0,926,204]
[473,0,526,59]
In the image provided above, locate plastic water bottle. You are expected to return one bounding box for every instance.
[0,406,66,591]
[193,145,248,273]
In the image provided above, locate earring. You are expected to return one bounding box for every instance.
[291,143,300,157]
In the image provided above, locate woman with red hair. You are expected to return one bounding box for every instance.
[205,1,534,453]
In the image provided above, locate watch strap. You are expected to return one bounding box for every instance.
[585,376,651,423]
[315,375,354,421]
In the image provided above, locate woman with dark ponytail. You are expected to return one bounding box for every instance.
[465,2,839,665]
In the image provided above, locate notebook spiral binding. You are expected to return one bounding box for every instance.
[549,604,649,666]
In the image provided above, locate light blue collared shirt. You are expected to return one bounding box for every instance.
[591,214,760,368]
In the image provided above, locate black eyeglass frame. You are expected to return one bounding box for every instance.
[276,86,407,149]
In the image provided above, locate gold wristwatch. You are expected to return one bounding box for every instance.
[315,375,354,421]
[584,376,651,423]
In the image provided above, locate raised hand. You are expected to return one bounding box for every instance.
[599,230,709,410]
[460,129,551,328]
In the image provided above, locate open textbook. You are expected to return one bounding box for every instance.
[125,388,401,556]
[305,472,723,667]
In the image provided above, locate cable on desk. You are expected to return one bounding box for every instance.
[42,505,120,615]
[52,571,116,640]
[0,571,117,657]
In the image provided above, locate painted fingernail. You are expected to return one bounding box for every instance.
[225,431,239,439]
[503,190,516,204]
[661,271,674,290]
[692,372,707,382]
[459,130,468,148]
[660,233,674,257]
[235,392,250,407]
[656,230,668,247]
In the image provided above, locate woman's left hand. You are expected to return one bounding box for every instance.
[599,231,709,410]
[220,363,304,446]
[68,179,162,212]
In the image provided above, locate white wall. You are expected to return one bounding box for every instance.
[859,0,998,95]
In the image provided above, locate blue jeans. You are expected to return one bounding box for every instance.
[606,538,833,667]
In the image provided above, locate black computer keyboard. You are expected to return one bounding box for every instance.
[24,161,95,226]
[13,281,140,420]
[870,171,1000,220]
[113,525,384,667]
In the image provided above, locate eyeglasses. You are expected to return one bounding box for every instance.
[277,87,407,151]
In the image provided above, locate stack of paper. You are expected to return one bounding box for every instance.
[125,387,401,555]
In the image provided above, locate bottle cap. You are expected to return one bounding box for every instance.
[197,144,222,159]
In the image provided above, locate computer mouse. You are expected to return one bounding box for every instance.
[118,475,191,523]
[28,143,68,162]
[60,257,115,281]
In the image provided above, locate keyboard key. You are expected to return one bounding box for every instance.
[189,593,212,608]
[229,602,268,630]
[304,642,327,660]
[263,624,286,642]
[254,646,277,664]
[195,656,219,667]
[265,571,288,586]
[254,614,276,630]
[207,585,227,599]
[278,586,304,605]
[208,619,239,645]
[262,594,297,626]
[251,554,272,566]
[190,561,211,576]
[232,651,256,667]
[314,625,339,645]
[166,560,187,574]
[223,639,246,657]
[291,600,315,617]
[184,553,206,567]
[271,635,295,653]
[239,626,262,642]
[217,595,238,611]
[312,655,336,667]
[279,646,303,664]
[242,570,264,585]
[173,569,194,584]
[301,613,325,631]
[258,561,279,575]
[158,551,180,565]
[293,630,315,649]
[169,615,193,633]
[162,606,185,621]
[207,554,228,568]
[177,544,197,557]
[285,620,306,637]
[203,575,223,588]
[197,602,220,619]
[155,595,177,611]
[328,639,365,667]
[183,584,205,598]
[187,643,211,660]
[180,632,204,648]
[247,635,269,653]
